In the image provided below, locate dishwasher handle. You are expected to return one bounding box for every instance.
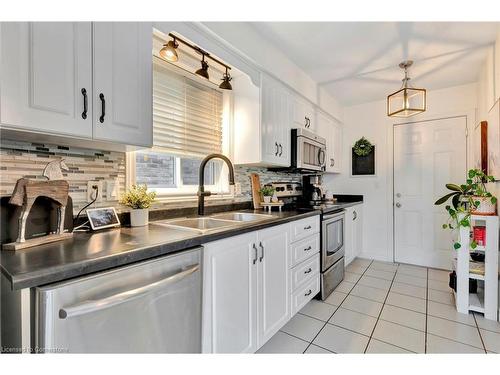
[59,263,200,319]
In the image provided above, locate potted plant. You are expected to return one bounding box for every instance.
[435,168,497,249]
[119,184,157,227]
[259,186,276,204]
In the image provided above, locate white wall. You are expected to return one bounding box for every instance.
[324,83,478,262]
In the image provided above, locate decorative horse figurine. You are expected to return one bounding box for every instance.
[4,159,72,250]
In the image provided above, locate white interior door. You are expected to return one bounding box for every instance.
[394,117,467,269]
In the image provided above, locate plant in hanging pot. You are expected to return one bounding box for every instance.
[435,169,497,249]
[119,184,157,227]
[259,186,276,204]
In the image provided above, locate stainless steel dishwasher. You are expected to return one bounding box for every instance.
[35,247,202,353]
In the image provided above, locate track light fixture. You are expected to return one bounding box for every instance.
[161,33,233,89]
[159,37,178,62]
[219,67,232,90]
[195,54,210,80]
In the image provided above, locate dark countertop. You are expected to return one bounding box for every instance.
[1,209,319,290]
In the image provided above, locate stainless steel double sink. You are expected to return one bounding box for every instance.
[153,212,275,234]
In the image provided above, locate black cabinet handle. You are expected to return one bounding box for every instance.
[259,241,264,262]
[304,225,312,230]
[304,268,312,274]
[99,93,105,123]
[304,246,312,251]
[81,88,88,119]
[353,211,357,221]
[252,243,258,265]
[279,143,283,156]
[304,290,312,296]
[275,142,279,156]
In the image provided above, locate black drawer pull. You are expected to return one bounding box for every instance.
[81,88,88,119]
[304,289,312,296]
[304,268,312,274]
[275,142,279,156]
[304,225,312,230]
[304,246,312,251]
[279,143,283,156]
[99,93,105,123]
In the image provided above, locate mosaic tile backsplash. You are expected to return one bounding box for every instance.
[0,139,302,215]
[0,139,126,214]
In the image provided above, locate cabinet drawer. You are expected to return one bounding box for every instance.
[290,216,320,242]
[291,275,320,315]
[291,235,320,267]
[291,253,320,291]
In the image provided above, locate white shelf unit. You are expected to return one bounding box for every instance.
[456,215,499,321]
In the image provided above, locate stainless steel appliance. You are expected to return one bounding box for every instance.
[36,247,202,353]
[302,174,326,207]
[320,210,345,300]
[291,128,327,172]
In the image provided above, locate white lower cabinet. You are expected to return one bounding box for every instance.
[202,224,289,353]
[344,204,363,266]
[202,216,320,353]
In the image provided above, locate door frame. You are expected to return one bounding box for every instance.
[390,111,474,264]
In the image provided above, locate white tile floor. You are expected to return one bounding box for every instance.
[257,258,500,354]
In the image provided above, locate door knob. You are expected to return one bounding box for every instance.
[396,193,401,198]
[395,202,402,208]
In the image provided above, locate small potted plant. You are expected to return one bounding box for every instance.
[119,184,157,227]
[435,168,497,249]
[259,186,275,204]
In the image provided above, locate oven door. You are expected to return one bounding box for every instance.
[296,136,326,171]
[321,212,345,271]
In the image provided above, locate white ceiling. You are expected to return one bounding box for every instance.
[249,22,499,106]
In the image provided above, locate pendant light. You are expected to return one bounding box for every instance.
[195,54,210,80]
[159,37,178,62]
[387,60,426,117]
[219,67,232,90]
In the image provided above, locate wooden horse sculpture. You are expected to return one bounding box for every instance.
[4,160,72,250]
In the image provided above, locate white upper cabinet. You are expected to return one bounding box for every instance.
[0,22,93,138]
[233,73,291,167]
[316,110,342,173]
[92,23,152,147]
[0,22,152,148]
[261,74,291,166]
[293,96,315,131]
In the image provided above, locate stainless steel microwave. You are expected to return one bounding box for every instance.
[290,128,327,172]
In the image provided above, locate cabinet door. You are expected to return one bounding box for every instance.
[93,22,152,147]
[353,205,363,257]
[344,207,355,266]
[257,225,290,346]
[330,120,343,173]
[202,233,258,353]
[293,97,315,130]
[260,75,291,167]
[0,22,92,138]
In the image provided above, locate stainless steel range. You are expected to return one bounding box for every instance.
[319,207,345,300]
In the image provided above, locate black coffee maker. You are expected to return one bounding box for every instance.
[301,174,325,207]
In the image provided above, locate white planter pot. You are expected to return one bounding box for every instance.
[130,208,149,227]
[263,196,271,203]
[471,196,497,216]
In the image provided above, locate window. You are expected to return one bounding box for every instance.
[131,58,229,197]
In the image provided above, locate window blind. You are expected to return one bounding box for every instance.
[152,59,223,157]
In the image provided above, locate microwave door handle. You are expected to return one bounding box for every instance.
[59,264,200,319]
[318,149,326,166]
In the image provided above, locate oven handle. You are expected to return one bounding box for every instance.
[59,263,200,319]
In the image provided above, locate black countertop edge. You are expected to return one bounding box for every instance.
[2,210,320,290]
[332,194,364,203]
